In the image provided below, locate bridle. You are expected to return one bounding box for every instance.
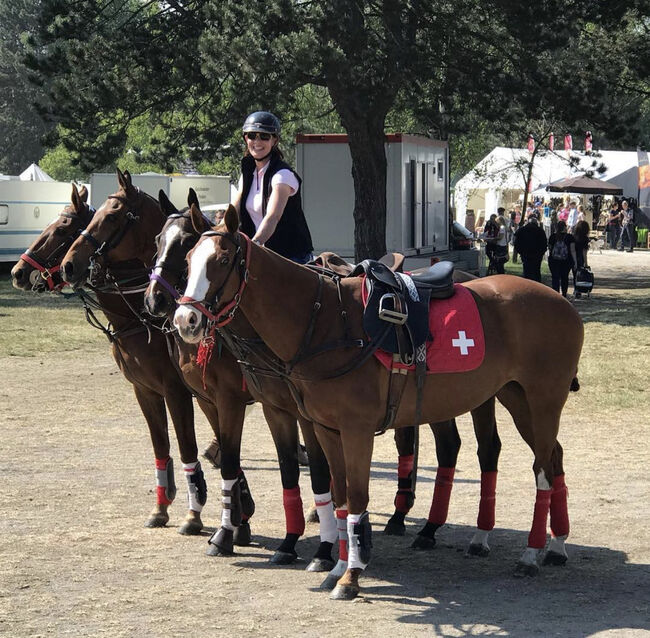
[20,208,95,291]
[178,230,251,330]
[79,193,140,259]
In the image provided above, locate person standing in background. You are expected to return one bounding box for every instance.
[608,200,621,249]
[619,200,636,252]
[548,220,577,297]
[514,216,548,282]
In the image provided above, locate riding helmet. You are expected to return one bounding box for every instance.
[242,111,281,136]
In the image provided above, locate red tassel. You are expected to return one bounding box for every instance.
[196,329,216,390]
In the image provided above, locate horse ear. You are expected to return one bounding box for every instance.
[158,190,177,217]
[189,203,210,234]
[224,204,239,234]
[116,167,127,190]
[187,188,200,209]
[70,183,82,213]
[77,185,89,203]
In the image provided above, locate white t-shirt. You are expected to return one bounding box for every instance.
[238,162,299,231]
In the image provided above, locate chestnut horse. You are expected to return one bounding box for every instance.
[174,205,583,600]
[61,171,336,569]
[11,182,218,535]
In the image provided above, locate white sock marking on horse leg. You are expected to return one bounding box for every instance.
[470,528,490,551]
[314,491,337,544]
[183,461,203,513]
[547,534,568,557]
[536,470,551,491]
[519,547,541,566]
[221,477,237,530]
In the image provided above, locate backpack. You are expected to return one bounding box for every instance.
[551,236,569,261]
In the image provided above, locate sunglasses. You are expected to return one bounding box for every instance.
[244,132,273,141]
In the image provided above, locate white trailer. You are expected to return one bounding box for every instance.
[90,173,231,211]
[0,179,77,263]
[296,133,477,271]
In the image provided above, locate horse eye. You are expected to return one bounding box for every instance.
[220,256,229,265]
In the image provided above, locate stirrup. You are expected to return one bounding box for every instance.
[378,293,408,325]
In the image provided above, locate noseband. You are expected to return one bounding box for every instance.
[178,230,251,329]
[80,193,140,258]
[20,209,95,291]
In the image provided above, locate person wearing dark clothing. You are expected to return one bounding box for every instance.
[572,220,591,298]
[607,202,621,249]
[548,220,577,297]
[513,216,548,282]
[619,200,636,252]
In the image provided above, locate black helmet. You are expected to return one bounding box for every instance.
[242,111,281,136]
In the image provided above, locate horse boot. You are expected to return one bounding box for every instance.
[146,456,176,528]
[412,466,455,549]
[179,461,207,536]
[385,453,415,536]
[331,511,372,601]
[321,507,348,590]
[271,486,304,564]
[306,491,336,572]
[206,477,242,557]
[234,471,255,547]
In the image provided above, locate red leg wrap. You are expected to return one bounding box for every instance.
[155,457,173,506]
[528,488,552,549]
[394,454,415,513]
[477,471,498,531]
[336,508,348,561]
[283,487,305,536]
[427,467,455,525]
[550,474,570,538]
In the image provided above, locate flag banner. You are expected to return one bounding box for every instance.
[527,133,534,153]
[549,133,554,151]
[585,131,593,152]
[564,134,572,151]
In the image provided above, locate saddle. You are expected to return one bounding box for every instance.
[350,259,455,365]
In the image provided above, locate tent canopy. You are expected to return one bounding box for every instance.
[546,174,623,195]
[19,163,54,182]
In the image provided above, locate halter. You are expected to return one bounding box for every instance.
[19,209,95,291]
[80,193,140,258]
[178,230,251,329]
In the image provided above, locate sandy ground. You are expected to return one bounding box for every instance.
[0,250,649,637]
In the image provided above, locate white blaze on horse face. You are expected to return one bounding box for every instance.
[183,238,216,303]
[153,224,181,275]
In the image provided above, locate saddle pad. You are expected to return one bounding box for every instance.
[368,283,485,374]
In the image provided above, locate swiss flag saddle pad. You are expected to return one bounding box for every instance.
[366,283,485,374]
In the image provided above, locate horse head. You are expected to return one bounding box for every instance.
[173,204,245,343]
[144,188,213,317]
[61,168,164,287]
[11,183,93,292]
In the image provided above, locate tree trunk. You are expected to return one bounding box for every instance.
[328,86,390,261]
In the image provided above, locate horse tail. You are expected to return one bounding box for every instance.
[570,377,580,392]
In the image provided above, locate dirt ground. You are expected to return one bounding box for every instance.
[1,250,649,637]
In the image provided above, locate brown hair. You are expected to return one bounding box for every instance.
[573,220,590,243]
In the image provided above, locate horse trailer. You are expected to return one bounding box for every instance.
[0,179,78,263]
[296,133,478,271]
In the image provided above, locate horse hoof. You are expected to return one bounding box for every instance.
[178,518,203,536]
[330,584,360,601]
[206,543,234,557]
[306,506,319,524]
[514,561,539,577]
[384,518,406,536]
[411,534,436,550]
[319,572,341,590]
[233,522,252,546]
[144,515,168,528]
[467,543,490,557]
[306,557,335,573]
[543,551,568,566]
[270,550,298,565]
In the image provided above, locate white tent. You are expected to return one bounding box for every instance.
[454,147,640,226]
[19,163,54,182]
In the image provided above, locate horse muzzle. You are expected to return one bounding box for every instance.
[173,305,205,343]
[144,286,172,318]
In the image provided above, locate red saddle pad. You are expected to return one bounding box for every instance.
[369,283,485,374]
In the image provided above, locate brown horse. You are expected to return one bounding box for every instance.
[174,205,583,600]
[144,189,337,570]
[15,178,220,535]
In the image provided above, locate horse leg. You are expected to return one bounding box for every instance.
[165,383,205,536]
[330,427,375,601]
[384,426,417,536]
[206,397,248,557]
[467,397,502,557]
[411,420,461,549]
[497,382,564,576]
[543,442,570,566]
[299,417,336,573]
[132,385,174,528]
[262,404,305,565]
[312,423,348,591]
[198,396,222,469]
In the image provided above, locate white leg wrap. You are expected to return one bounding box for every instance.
[314,492,337,544]
[183,461,203,513]
[346,513,367,570]
[547,534,568,557]
[520,546,541,567]
[470,528,490,551]
[221,478,237,531]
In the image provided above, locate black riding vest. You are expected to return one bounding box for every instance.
[239,154,313,259]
